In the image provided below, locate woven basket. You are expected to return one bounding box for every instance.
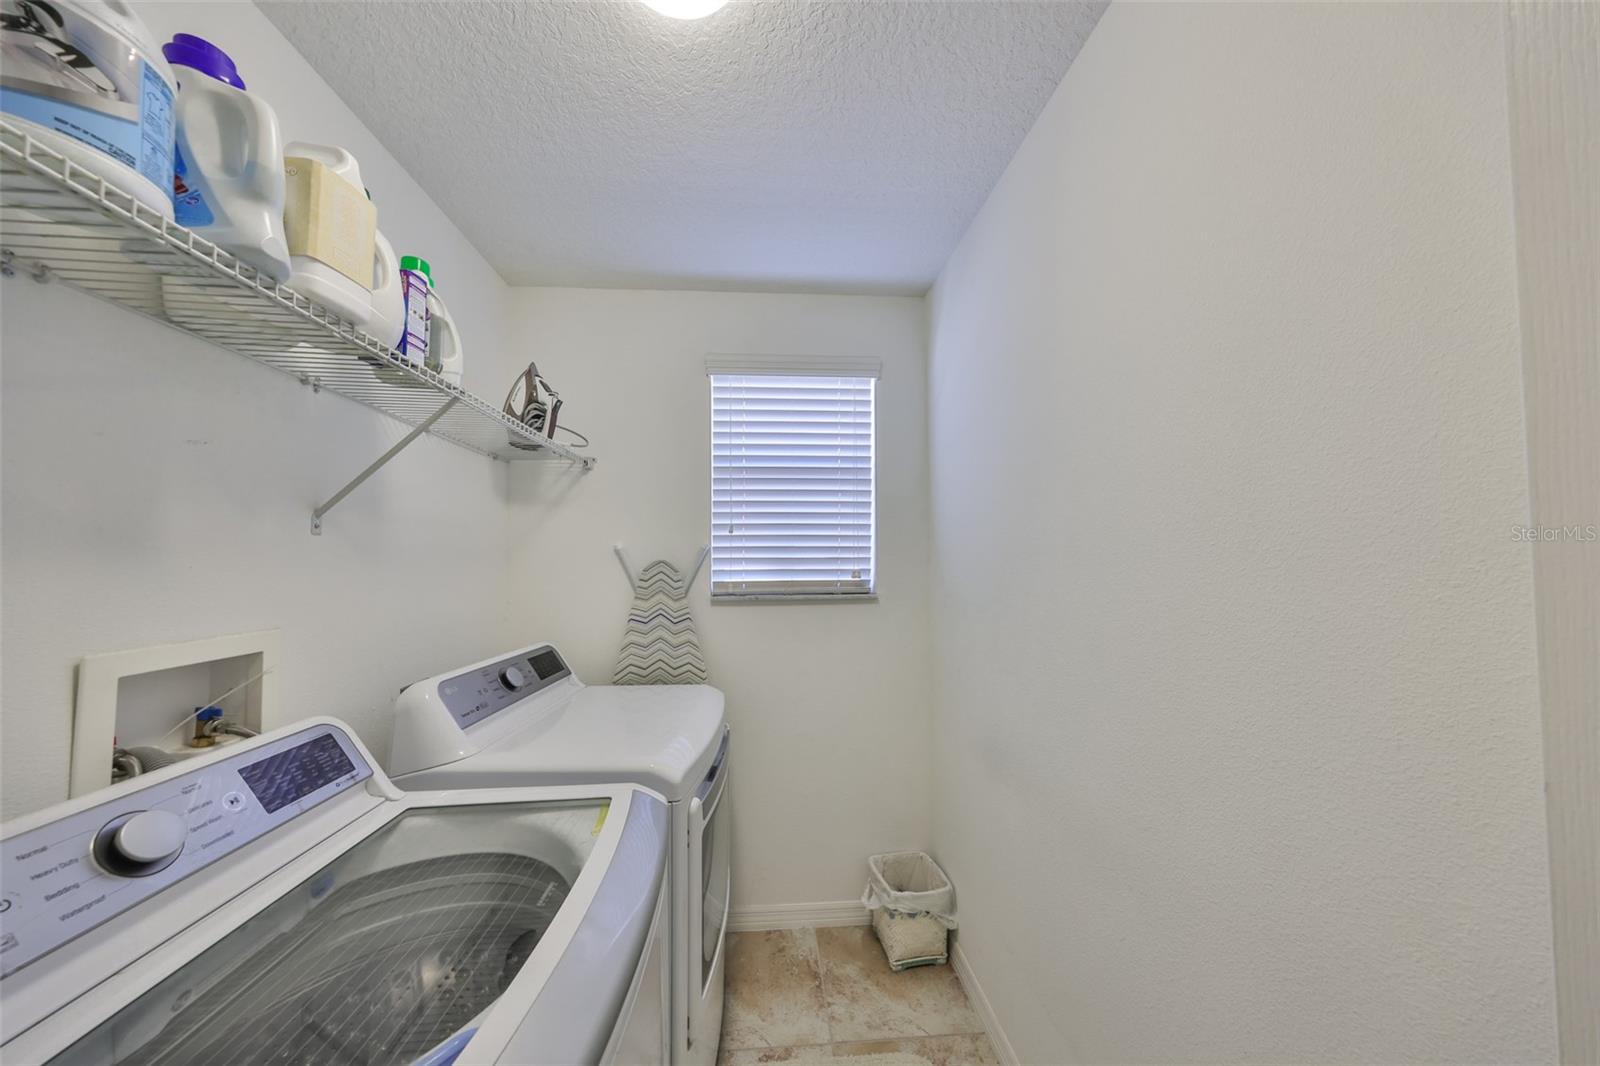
[861,851,956,970]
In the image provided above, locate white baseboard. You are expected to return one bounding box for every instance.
[728,900,871,932]
[952,939,1019,1066]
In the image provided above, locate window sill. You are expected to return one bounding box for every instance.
[710,594,879,606]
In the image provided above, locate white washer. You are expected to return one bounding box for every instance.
[388,643,730,1066]
[1,719,671,1066]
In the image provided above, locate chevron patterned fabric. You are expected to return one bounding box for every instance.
[614,559,709,685]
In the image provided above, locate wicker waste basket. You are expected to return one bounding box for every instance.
[861,851,957,970]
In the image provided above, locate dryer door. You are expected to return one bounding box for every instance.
[686,729,731,1057]
[698,774,731,989]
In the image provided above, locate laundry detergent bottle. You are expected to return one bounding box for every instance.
[161,35,290,281]
[427,283,464,387]
[396,255,431,366]
[283,142,376,325]
[364,230,405,350]
[0,0,176,219]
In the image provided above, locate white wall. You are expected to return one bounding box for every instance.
[503,287,932,907]
[926,3,1558,1062]
[0,1,515,816]
[0,8,938,923]
[1505,3,1600,1059]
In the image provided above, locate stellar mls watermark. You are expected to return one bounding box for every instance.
[1511,524,1599,543]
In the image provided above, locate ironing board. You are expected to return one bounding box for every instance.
[613,551,709,685]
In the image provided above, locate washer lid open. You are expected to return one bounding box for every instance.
[1,721,671,1066]
[55,798,607,1066]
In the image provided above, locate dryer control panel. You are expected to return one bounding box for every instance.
[438,644,572,730]
[0,725,372,979]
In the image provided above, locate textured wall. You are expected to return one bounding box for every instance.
[501,287,933,907]
[0,2,516,816]
[1505,2,1600,1059]
[926,2,1558,1061]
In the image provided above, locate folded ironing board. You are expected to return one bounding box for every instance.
[613,556,708,685]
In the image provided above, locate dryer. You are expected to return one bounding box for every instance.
[0,719,670,1066]
[388,643,729,1066]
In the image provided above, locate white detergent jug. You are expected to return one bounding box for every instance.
[282,142,375,324]
[426,288,464,387]
[163,34,291,282]
[364,230,404,350]
[0,0,176,219]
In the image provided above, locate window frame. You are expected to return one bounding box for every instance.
[706,357,881,605]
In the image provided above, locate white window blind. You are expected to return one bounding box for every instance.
[711,373,876,599]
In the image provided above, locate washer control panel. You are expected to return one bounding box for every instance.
[439,644,572,730]
[0,725,372,979]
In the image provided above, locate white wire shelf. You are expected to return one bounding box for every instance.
[0,118,594,473]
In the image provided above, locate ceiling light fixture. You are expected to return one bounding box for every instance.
[641,0,729,19]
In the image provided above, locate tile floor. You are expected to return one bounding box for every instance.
[718,926,998,1066]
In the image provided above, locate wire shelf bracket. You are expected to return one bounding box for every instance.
[311,397,458,535]
[0,118,595,535]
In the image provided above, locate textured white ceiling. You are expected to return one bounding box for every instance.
[257,0,1106,293]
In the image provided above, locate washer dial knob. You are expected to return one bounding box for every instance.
[499,665,528,691]
[95,810,187,876]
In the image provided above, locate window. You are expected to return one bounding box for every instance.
[709,361,878,601]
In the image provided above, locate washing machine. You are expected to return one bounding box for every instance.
[0,718,671,1066]
[388,643,729,1066]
